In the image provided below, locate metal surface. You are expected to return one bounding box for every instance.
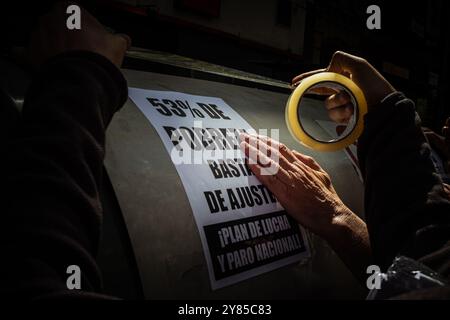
[126,48,290,91]
[104,68,366,299]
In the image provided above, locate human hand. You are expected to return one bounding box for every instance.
[28,2,131,68]
[239,133,371,278]
[302,85,355,124]
[292,51,396,115]
[239,132,352,239]
[324,90,354,124]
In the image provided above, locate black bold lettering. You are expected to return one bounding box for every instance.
[208,160,223,179]
[204,191,219,214]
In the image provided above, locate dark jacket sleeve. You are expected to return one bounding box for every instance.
[0,51,127,299]
[358,92,450,274]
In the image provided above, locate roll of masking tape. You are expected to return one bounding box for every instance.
[285,72,368,152]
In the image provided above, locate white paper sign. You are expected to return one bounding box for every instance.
[129,88,310,289]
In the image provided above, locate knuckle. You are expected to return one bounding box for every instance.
[293,160,303,169]
[332,51,344,59]
[319,172,332,185]
[354,57,367,68]
[332,51,367,68]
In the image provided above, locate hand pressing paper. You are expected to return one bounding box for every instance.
[128,88,311,289]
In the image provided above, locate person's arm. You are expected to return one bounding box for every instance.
[317,52,450,271]
[239,51,395,280]
[358,92,450,270]
[242,51,450,284]
[0,4,129,299]
[289,51,450,278]
[2,51,127,299]
[239,134,372,281]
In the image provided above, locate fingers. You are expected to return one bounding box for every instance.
[110,33,131,66]
[292,150,322,171]
[247,161,290,205]
[240,139,293,186]
[291,51,364,82]
[325,91,351,110]
[324,90,354,124]
[115,33,132,50]
[308,86,339,96]
[327,51,366,75]
[244,134,297,163]
[239,133,323,187]
[241,135,294,175]
[239,134,336,212]
[443,183,450,194]
[240,133,322,173]
[292,51,395,109]
[239,136,298,204]
[291,68,326,87]
[291,52,364,89]
[327,104,354,124]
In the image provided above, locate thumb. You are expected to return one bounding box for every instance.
[107,33,131,67]
[115,33,132,50]
[327,51,366,75]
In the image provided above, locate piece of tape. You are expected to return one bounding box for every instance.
[285,72,368,152]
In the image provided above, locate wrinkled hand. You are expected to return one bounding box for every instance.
[240,133,371,278]
[292,51,396,118]
[28,2,131,68]
[239,133,352,239]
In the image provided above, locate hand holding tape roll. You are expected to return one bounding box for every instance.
[286,72,367,152]
[286,52,396,152]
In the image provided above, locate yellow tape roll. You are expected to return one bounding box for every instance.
[285,72,368,152]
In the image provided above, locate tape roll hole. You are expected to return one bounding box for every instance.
[298,81,358,143]
[285,72,368,152]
